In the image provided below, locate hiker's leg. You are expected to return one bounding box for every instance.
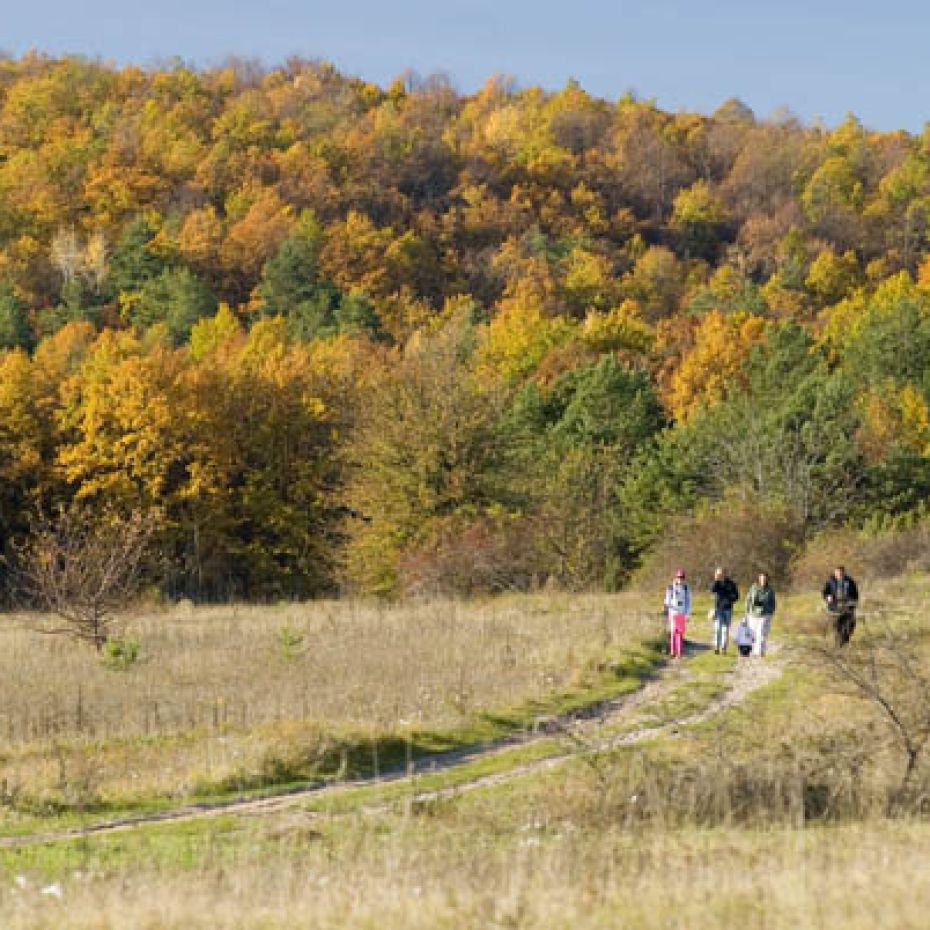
[720,609,732,651]
[760,615,772,655]
[750,616,763,656]
[839,611,854,645]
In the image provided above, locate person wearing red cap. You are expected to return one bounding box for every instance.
[663,569,691,658]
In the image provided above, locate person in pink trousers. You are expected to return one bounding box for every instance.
[663,568,691,658]
[670,611,688,657]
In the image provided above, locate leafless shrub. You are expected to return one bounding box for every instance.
[633,494,804,592]
[11,507,158,651]
[804,614,930,812]
[398,515,544,598]
[791,523,930,591]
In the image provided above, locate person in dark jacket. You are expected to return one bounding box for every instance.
[823,565,859,647]
[710,567,739,654]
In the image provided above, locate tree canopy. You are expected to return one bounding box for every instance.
[1,55,930,597]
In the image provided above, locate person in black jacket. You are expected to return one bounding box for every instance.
[710,567,739,654]
[822,565,859,647]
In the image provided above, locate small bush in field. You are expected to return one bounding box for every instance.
[276,623,306,661]
[101,636,141,671]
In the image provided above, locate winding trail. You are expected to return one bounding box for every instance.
[0,643,783,848]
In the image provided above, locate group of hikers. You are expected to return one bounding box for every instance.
[663,565,859,658]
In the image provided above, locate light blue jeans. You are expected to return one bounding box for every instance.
[714,607,733,651]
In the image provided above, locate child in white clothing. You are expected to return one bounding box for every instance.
[734,617,755,657]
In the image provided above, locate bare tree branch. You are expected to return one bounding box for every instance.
[10,507,158,651]
[804,612,930,809]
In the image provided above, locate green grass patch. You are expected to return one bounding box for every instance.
[0,815,258,877]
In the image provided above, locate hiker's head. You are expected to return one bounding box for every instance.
[674,568,686,583]
[758,571,769,586]
[833,565,846,580]
[714,566,726,580]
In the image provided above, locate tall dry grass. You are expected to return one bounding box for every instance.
[0,592,657,801]
[1,818,929,929]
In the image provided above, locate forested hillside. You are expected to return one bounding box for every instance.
[2,53,930,599]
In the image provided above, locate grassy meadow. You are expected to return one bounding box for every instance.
[1,574,930,927]
[2,818,929,930]
[0,591,661,811]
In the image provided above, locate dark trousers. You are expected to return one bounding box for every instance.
[834,609,856,647]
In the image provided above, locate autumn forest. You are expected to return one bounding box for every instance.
[1,53,928,601]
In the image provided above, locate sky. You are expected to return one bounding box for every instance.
[4,0,928,132]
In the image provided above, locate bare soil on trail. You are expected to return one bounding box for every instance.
[0,642,783,849]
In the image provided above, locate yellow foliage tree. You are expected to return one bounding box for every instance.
[561,246,616,315]
[580,302,654,356]
[665,309,768,422]
[857,382,930,463]
[0,350,48,521]
[817,272,921,361]
[670,179,729,258]
[189,303,242,361]
[477,296,576,384]
[56,330,186,506]
[806,248,861,304]
[177,205,224,272]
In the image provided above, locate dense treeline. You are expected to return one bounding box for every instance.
[2,53,930,598]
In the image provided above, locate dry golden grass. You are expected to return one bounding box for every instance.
[1,818,928,929]
[4,579,930,927]
[0,592,658,801]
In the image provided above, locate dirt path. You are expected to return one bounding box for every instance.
[340,646,783,814]
[0,643,783,848]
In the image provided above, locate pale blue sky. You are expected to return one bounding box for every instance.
[5,0,927,131]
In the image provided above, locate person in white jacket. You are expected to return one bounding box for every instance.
[663,569,691,657]
[734,616,755,657]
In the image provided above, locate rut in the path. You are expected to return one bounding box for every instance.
[0,644,783,849]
